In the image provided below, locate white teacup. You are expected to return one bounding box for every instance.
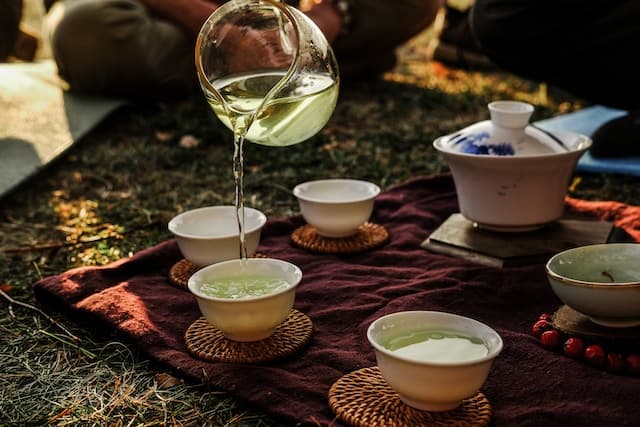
[367,310,503,412]
[188,258,302,342]
[168,206,267,267]
[293,179,380,238]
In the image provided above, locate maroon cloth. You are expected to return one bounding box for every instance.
[34,175,640,426]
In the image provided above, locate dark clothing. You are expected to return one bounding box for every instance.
[0,0,22,60]
[45,0,194,98]
[470,0,640,110]
[45,0,442,98]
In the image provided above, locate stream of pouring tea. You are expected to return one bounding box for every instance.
[205,6,338,259]
[213,71,283,260]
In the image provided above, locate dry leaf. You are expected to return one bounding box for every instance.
[155,372,182,389]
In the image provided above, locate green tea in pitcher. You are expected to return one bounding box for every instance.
[209,70,338,147]
[200,275,291,299]
[382,329,489,363]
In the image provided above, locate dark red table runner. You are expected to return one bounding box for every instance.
[34,175,640,426]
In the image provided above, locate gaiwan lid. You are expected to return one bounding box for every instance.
[439,100,578,156]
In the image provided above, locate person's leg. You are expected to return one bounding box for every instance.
[0,0,38,62]
[470,0,640,110]
[44,0,195,98]
[333,0,445,77]
[0,0,23,61]
[430,4,495,70]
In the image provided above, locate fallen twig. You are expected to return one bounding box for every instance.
[0,288,80,342]
[39,329,96,359]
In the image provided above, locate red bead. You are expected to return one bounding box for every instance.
[563,337,585,359]
[606,353,625,373]
[584,345,606,368]
[532,320,553,338]
[625,354,640,375]
[538,313,554,322]
[540,329,561,349]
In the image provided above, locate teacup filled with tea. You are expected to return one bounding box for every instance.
[188,257,302,342]
[367,310,503,412]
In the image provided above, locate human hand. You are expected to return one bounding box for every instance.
[216,23,294,73]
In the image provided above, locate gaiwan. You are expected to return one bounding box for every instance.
[434,100,592,232]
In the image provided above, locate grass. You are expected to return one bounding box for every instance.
[2,5,640,426]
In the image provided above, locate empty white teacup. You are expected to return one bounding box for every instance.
[293,179,380,238]
[168,206,267,267]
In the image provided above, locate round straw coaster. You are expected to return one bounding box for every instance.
[291,222,389,254]
[184,309,313,364]
[169,259,200,290]
[328,366,492,427]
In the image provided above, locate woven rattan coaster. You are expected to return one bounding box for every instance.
[184,309,313,364]
[169,259,200,289]
[328,366,492,427]
[291,222,389,254]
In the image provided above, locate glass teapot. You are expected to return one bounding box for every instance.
[195,0,340,147]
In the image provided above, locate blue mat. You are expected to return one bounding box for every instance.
[535,105,640,176]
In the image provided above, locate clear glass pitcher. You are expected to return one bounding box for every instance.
[195,0,340,147]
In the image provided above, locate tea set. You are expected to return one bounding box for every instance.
[166,100,640,417]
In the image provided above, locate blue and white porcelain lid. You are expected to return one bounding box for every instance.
[435,101,589,157]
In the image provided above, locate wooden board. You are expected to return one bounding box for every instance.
[553,305,640,344]
[422,214,614,267]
